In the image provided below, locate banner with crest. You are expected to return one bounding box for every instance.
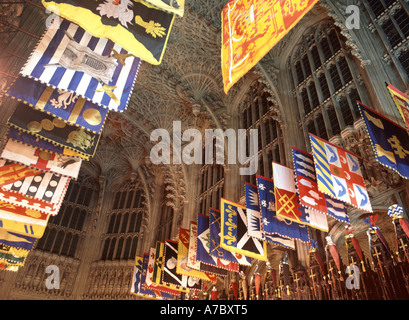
[177,227,217,283]
[209,208,252,266]
[309,133,372,212]
[145,246,181,298]
[358,102,409,180]
[149,241,183,296]
[220,198,267,261]
[196,215,235,275]
[8,103,100,158]
[7,76,109,134]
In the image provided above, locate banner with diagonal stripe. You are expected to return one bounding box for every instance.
[145,246,181,298]
[150,241,183,296]
[309,134,372,212]
[8,103,100,158]
[220,198,267,261]
[278,152,330,232]
[196,215,235,275]
[292,147,350,224]
[177,227,217,283]
[187,221,230,277]
[162,240,197,292]
[19,18,141,110]
[209,208,251,266]
[142,252,177,299]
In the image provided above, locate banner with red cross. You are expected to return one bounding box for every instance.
[309,134,372,212]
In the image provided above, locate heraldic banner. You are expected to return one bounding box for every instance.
[256,175,309,244]
[387,83,409,132]
[358,101,409,180]
[309,133,372,212]
[41,0,175,65]
[292,147,349,224]
[220,198,267,261]
[221,0,319,93]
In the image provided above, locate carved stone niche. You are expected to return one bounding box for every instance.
[340,125,357,149]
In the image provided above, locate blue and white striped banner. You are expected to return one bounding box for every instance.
[19,18,141,111]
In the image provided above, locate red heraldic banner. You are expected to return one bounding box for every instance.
[222,0,319,93]
[309,134,372,212]
[0,160,42,187]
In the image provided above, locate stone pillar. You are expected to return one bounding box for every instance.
[140,173,165,252]
[70,175,107,299]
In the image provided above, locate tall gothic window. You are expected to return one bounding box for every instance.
[364,0,409,80]
[239,82,284,190]
[290,22,365,148]
[100,181,145,260]
[199,160,224,215]
[36,175,97,258]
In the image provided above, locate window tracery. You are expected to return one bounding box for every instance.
[290,23,365,149]
[36,175,97,258]
[100,180,146,261]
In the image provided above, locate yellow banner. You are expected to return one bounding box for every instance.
[387,84,409,132]
[222,0,319,93]
[42,0,175,65]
